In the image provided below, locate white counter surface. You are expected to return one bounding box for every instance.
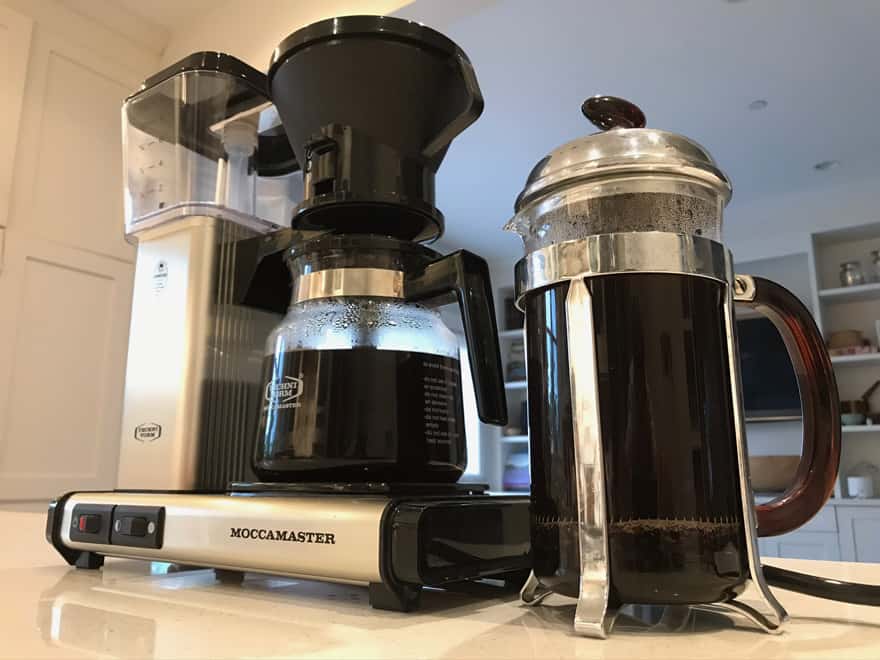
[2,511,880,659]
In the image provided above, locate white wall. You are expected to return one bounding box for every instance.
[726,173,879,264]
[160,0,413,69]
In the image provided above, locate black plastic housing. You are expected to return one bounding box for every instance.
[268,15,483,241]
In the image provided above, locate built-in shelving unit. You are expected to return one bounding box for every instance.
[810,221,880,501]
[483,307,530,492]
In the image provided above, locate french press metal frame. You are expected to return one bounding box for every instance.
[514,231,840,638]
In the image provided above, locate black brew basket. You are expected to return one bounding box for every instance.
[268,15,483,242]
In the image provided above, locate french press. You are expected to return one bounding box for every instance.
[506,96,870,637]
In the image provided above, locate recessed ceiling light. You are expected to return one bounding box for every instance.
[748,99,768,111]
[814,160,840,171]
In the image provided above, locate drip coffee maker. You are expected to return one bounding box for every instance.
[46,16,528,612]
[508,96,876,637]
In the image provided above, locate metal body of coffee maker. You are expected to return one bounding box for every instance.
[509,97,847,637]
[117,53,302,491]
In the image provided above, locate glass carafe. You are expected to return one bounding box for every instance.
[253,234,506,483]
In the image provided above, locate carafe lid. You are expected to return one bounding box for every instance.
[514,96,732,212]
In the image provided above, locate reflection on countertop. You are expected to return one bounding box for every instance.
[3,512,880,658]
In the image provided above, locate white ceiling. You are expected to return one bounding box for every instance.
[391,0,880,262]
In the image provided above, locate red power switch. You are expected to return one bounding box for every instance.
[77,514,102,534]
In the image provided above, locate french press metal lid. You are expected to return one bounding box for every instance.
[506,96,732,254]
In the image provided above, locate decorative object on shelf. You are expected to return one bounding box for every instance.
[842,412,867,426]
[502,401,529,436]
[872,250,880,282]
[748,455,799,493]
[506,339,526,381]
[839,380,880,426]
[828,329,865,349]
[827,329,876,356]
[846,462,878,499]
[503,293,525,331]
[840,261,865,287]
[828,345,877,356]
[502,450,530,492]
[847,475,874,499]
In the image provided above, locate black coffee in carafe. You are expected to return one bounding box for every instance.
[255,348,466,482]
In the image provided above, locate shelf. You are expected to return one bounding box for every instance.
[499,328,524,339]
[843,425,880,433]
[504,381,527,390]
[831,497,880,507]
[501,435,528,444]
[489,490,530,496]
[831,353,880,367]
[818,282,880,304]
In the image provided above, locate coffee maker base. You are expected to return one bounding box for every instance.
[46,484,530,613]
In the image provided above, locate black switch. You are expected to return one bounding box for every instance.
[110,505,164,549]
[115,516,148,537]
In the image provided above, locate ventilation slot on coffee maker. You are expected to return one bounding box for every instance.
[313,178,335,196]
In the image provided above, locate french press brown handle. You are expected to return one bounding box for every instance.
[734,274,841,537]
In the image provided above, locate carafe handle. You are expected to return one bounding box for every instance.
[405,251,507,425]
[734,274,841,536]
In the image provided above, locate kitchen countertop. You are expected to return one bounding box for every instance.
[2,511,880,659]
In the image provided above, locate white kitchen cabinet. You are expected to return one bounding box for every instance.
[773,532,841,561]
[0,4,158,500]
[0,231,133,499]
[838,506,880,563]
[5,24,141,260]
[0,5,32,229]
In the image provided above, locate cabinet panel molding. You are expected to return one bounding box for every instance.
[0,5,33,228]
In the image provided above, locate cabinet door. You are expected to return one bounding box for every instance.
[838,507,880,563]
[758,538,781,558]
[0,231,133,499]
[774,531,841,561]
[0,5,32,228]
[5,26,139,261]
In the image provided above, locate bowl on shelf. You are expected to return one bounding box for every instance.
[842,412,867,426]
[748,455,800,493]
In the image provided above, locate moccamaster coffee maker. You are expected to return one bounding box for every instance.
[46,16,529,612]
[509,96,878,637]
